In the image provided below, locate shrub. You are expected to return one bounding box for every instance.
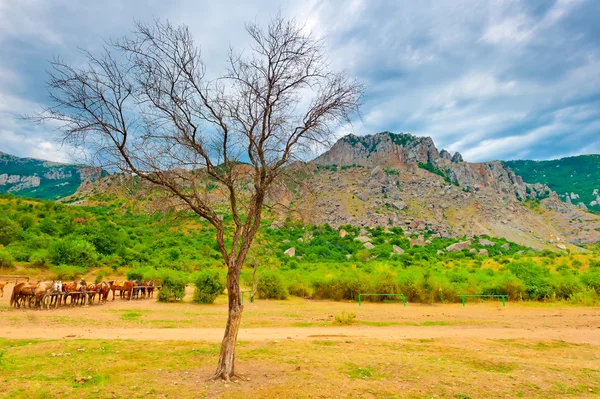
[257,271,288,299]
[581,271,600,294]
[50,264,87,280]
[334,312,356,325]
[95,271,106,284]
[29,249,51,268]
[49,238,99,267]
[156,269,188,303]
[0,249,14,269]
[483,273,525,300]
[0,217,21,246]
[192,269,225,304]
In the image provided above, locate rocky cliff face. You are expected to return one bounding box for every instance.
[313,132,447,166]
[0,151,104,200]
[314,132,550,203]
[272,131,600,248]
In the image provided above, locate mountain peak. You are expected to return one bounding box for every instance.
[314,131,441,167]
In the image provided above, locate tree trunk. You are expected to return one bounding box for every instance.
[210,260,244,381]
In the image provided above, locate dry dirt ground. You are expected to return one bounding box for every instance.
[0,282,599,398]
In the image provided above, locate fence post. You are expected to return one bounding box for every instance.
[501,295,506,307]
[401,294,406,307]
[358,294,362,306]
[461,295,465,307]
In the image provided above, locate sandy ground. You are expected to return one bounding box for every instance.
[1,281,599,344]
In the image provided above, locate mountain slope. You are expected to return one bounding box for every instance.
[0,152,104,200]
[504,155,600,211]
[286,132,600,248]
[32,132,600,249]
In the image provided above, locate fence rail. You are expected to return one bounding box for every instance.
[0,275,30,281]
[358,293,407,307]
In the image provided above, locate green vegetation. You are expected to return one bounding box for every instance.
[0,193,599,304]
[0,151,106,200]
[505,155,600,211]
[192,269,225,304]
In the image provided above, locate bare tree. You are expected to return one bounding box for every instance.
[32,15,363,380]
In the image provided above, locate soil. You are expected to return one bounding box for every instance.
[1,281,599,345]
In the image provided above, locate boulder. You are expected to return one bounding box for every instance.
[479,238,494,247]
[501,243,510,251]
[556,243,567,250]
[590,201,597,207]
[284,247,296,257]
[577,202,588,210]
[354,236,371,243]
[437,250,444,255]
[469,248,477,253]
[445,240,471,252]
[339,229,348,238]
[370,166,386,181]
[357,192,370,201]
[363,242,375,250]
[270,221,282,230]
[410,235,425,247]
[282,239,290,243]
[593,189,599,196]
[392,245,405,254]
[391,201,408,211]
[417,223,426,230]
[478,249,489,256]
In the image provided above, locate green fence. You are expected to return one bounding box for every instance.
[358,293,406,307]
[458,294,508,307]
[241,290,251,304]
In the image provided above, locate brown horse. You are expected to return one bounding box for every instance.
[10,282,37,308]
[110,280,137,301]
[98,281,112,303]
[0,281,8,298]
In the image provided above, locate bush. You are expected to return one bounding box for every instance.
[334,312,356,325]
[50,264,87,280]
[95,271,106,284]
[192,269,225,304]
[29,249,51,268]
[49,238,99,267]
[0,249,14,269]
[0,218,21,246]
[258,271,288,299]
[156,269,188,303]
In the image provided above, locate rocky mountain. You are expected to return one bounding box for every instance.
[0,152,104,200]
[314,132,550,202]
[284,132,600,249]
[15,131,600,250]
[505,155,600,212]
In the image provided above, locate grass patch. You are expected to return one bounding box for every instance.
[342,362,384,380]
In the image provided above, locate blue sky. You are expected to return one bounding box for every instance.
[1,0,599,163]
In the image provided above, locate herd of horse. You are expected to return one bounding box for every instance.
[8,280,158,309]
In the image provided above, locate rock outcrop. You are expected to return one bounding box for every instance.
[313,132,440,167]
[446,241,471,252]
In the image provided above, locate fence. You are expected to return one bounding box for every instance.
[358,293,407,307]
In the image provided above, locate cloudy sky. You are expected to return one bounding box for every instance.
[1,0,599,163]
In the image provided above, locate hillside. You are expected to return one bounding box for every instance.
[505,155,600,211]
[296,132,600,249]
[0,152,104,200]
[18,131,600,249]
